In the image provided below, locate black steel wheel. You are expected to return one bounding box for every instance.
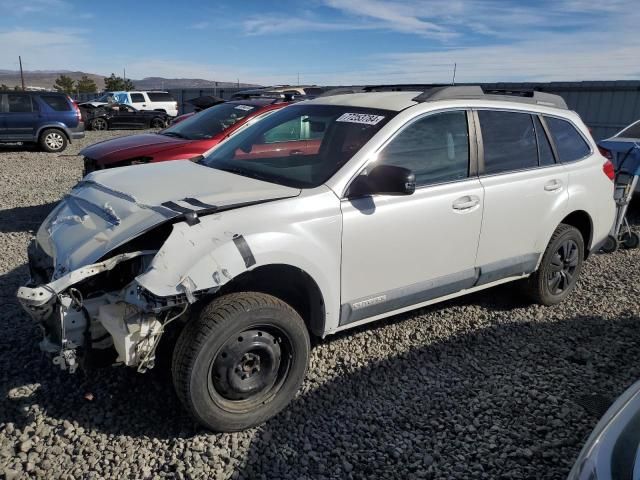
[172,292,310,432]
[621,231,640,249]
[208,327,291,411]
[524,224,584,305]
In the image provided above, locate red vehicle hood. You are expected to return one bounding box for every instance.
[80,133,220,164]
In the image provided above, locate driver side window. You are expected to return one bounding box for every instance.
[377,110,470,187]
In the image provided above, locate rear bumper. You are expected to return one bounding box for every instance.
[70,122,85,140]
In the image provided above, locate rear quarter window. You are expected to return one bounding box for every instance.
[147,92,174,102]
[545,116,591,163]
[40,95,71,111]
[478,110,538,174]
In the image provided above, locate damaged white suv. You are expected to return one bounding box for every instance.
[17,86,615,432]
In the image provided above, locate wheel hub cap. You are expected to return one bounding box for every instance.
[211,329,282,401]
[46,134,63,149]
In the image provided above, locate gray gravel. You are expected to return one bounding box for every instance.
[2,131,640,479]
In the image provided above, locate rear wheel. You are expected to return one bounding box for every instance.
[524,224,584,305]
[151,117,165,128]
[91,118,108,131]
[621,231,640,249]
[39,129,67,152]
[172,292,310,432]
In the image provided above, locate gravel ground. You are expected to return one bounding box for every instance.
[1,131,640,479]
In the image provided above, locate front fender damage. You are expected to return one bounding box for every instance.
[16,222,256,374]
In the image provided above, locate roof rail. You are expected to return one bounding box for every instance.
[412,86,568,109]
[363,84,449,92]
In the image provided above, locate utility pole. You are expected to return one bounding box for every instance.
[451,63,457,85]
[297,72,300,85]
[19,56,25,90]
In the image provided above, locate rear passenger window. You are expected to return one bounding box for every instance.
[7,94,32,113]
[41,95,71,111]
[545,116,591,163]
[479,111,537,174]
[378,110,469,187]
[147,92,173,102]
[533,116,555,166]
[130,93,145,103]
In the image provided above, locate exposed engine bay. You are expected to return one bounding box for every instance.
[17,247,188,373]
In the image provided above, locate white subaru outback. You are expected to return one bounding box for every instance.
[17,86,615,432]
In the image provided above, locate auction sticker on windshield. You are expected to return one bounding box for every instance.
[235,105,255,111]
[336,113,385,125]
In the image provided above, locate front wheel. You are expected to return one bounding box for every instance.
[172,292,310,432]
[524,224,584,306]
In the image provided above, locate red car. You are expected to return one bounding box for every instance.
[81,99,290,174]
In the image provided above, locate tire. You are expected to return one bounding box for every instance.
[151,117,165,128]
[600,234,619,254]
[621,231,640,249]
[91,118,108,131]
[39,129,68,153]
[172,292,310,432]
[524,224,584,306]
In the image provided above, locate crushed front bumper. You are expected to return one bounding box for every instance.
[17,248,167,373]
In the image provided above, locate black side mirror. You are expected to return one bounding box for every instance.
[348,164,416,197]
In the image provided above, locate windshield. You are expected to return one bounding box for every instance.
[162,102,259,140]
[200,104,395,188]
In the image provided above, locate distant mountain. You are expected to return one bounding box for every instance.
[0,70,260,90]
[134,77,258,89]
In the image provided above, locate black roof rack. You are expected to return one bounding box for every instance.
[412,86,568,109]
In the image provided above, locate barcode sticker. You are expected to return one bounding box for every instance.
[336,113,385,125]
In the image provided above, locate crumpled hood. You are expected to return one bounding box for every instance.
[80,133,192,163]
[37,161,300,274]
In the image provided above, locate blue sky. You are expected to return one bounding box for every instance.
[0,0,638,85]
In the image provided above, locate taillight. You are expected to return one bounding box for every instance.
[70,98,82,121]
[598,146,613,160]
[603,160,615,181]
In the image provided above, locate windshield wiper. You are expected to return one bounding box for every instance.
[215,165,273,183]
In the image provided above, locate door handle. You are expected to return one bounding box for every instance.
[544,179,563,192]
[452,195,480,211]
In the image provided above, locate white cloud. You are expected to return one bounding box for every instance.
[0,0,69,15]
[243,17,374,36]
[189,21,210,30]
[0,29,91,71]
[322,0,455,39]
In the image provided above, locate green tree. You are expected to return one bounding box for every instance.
[0,84,9,90]
[104,73,135,91]
[76,75,97,93]
[53,74,75,94]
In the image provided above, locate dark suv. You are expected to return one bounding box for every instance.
[0,91,85,152]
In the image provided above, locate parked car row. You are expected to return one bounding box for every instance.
[17,85,618,436]
[81,96,294,173]
[80,90,179,117]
